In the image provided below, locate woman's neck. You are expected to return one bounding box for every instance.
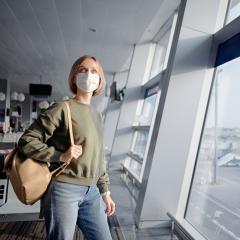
[74,91,92,105]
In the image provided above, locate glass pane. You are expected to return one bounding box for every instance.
[132,130,149,158]
[150,29,172,79]
[226,0,240,24]
[138,93,158,125]
[124,156,142,178]
[185,57,240,240]
[129,158,142,178]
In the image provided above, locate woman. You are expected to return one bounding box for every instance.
[18,55,115,240]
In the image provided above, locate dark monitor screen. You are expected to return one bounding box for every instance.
[29,84,52,96]
[110,82,117,100]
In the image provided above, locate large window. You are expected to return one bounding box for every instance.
[123,85,159,180]
[132,130,149,159]
[150,28,172,79]
[150,12,178,79]
[225,0,240,24]
[185,57,240,240]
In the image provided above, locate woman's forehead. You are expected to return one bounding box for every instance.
[79,58,99,69]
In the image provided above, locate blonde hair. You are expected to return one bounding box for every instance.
[68,55,105,96]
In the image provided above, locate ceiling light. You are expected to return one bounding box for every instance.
[38,101,50,110]
[18,93,25,102]
[62,96,69,100]
[88,27,96,33]
[11,92,25,102]
[0,92,5,101]
[11,91,18,101]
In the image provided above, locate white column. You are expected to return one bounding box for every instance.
[103,71,128,155]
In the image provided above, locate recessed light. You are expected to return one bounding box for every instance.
[88,27,97,33]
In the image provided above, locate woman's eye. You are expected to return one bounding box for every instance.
[79,68,87,73]
[91,70,97,74]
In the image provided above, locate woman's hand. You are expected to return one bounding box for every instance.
[60,144,83,163]
[102,195,116,216]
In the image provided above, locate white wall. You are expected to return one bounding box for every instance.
[103,72,128,153]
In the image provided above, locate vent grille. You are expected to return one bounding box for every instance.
[0,180,8,206]
[0,184,4,199]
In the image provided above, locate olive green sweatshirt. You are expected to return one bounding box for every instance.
[18,98,109,194]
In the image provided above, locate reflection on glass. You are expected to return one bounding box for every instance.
[185,57,240,240]
[127,91,159,180]
[129,158,142,178]
[139,93,158,126]
[226,0,240,24]
[124,157,142,178]
[150,28,172,79]
[132,130,149,158]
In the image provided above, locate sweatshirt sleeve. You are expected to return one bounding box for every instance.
[97,154,110,194]
[18,102,66,162]
[96,112,110,194]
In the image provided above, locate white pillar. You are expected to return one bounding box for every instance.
[103,71,128,155]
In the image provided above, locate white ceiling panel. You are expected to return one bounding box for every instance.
[30,0,72,68]
[6,0,56,83]
[0,1,46,75]
[54,0,84,64]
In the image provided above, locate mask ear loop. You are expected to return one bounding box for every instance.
[93,76,101,96]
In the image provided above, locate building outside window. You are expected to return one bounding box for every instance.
[185,56,240,240]
[150,12,178,79]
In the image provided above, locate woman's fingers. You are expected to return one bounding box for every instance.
[72,145,82,152]
[71,144,83,158]
[60,144,83,162]
[107,201,115,216]
[109,202,116,216]
[105,201,111,215]
[102,195,116,216]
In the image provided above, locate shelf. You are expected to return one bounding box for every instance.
[127,151,143,164]
[132,123,150,130]
[121,163,142,187]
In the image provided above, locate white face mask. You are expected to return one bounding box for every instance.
[76,72,100,93]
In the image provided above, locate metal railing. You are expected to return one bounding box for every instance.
[167,212,194,240]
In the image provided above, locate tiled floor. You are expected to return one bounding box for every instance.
[109,168,179,240]
[0,215,124,240]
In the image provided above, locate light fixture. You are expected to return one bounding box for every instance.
[88,27,96,32]
[38,101,49,110]
[18,93,25,102]
[11,92,25,102]
[11,91,18,101]
[62,96,69,100]
[0,92,5,101]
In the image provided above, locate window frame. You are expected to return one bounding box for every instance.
[123,82,161,182]
[176,14,240,240]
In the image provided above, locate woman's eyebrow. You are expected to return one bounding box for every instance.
[78,66,86,69]
[76,66,98,73]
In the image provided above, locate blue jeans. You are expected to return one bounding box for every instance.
[42,181,112,240]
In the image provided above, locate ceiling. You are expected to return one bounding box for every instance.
[0,0,179,100]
